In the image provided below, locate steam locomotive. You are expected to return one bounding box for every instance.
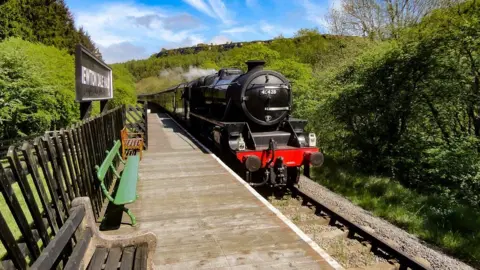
[138,60,324,187]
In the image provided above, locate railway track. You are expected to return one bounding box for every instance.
[263,178,432,270]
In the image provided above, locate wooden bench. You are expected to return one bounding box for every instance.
[96,140,140,226]
[120,127,144,160]
[31,197,157,269]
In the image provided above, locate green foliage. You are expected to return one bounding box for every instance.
[135,76,182,95]
[0,38,137,140]
[0,38,73,139]
[0,0,99,55]
[118,33,371,97]
[313,160,480,267]
[313,0,480,209]
[110,64,137,107]
[218,43,281,70]
[267,59,315,117]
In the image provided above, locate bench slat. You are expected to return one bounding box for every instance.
[120,246,136,270]
[113,155,140,205]
[88,247,108,270]
[133,243,148,270]
[31,206,85,270]
[105,247,123,270]
[64,228,93,270]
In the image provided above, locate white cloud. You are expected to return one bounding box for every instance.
[221,26,255,34]
[209,35,231,44]
[161,35,206,50]
[208,0,233,25]
[73,2,205,63]
[188,35,206,46]
[260,21,275,34]
[182,0,217,18]
[221,22,296,39]
[300,0,330,31]
[258,21,296,38]
[99,42,148,64]
[183,0,233,24]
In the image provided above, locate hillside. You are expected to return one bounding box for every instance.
[118,30,372,94]
[155,39,274,58]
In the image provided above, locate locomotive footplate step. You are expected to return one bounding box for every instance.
[103,113,341,269]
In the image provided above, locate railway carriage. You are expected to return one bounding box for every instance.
[139,60,324,187]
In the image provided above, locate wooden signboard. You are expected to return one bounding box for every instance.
[75,44,113,102]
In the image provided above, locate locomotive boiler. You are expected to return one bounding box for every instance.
[139,60,324,187]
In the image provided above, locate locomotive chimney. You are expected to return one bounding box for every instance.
[246,60,265,72]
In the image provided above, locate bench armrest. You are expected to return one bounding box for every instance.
[72,197,157,270]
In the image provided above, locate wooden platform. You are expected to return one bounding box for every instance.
[107,113,340,269]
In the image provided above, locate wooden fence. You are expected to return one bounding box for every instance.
[0,106,140,269]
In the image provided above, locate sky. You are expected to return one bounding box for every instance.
[66,0,338,63]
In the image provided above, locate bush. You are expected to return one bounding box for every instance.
[312,0,480,206]
[0,38,137,140]
[0,38,74,139]
[110,65,137,107]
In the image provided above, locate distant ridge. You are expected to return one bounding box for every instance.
[155,39,274,57]
[154,34,354,58]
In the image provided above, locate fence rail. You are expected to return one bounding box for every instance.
[125,102,148,149]
[0,105,147,269]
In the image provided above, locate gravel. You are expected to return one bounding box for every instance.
[270,193,387,268]
[298,175,475,270]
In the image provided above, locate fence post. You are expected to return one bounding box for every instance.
[144,101,148,149]
[122,105,127,127]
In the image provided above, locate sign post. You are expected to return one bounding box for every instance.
[75,44,113,119]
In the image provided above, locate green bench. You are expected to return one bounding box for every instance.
[95,140,140,226]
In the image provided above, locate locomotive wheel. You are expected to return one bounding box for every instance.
[287,167,300,186]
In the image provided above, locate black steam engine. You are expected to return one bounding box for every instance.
[139,60,324,187]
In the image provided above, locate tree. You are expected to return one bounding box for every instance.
[0,38,58,139]
[0,0,100,56]
[315,0,480,206]
[325,0,451,39]
[0,38,136,140]
[77,27,101,59]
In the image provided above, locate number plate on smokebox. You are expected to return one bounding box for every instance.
[260,89,277,95]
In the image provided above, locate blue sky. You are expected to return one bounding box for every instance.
[66,0,337,63]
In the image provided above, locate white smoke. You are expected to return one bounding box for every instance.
[183,66,217,81]
[159,66,217,82]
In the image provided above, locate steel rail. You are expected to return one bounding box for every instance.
[290,183,431,270]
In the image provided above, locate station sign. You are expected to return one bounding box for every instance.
[75,44,113,102]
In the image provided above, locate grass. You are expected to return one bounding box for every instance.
[312,158,480,268]
[0,157,57,264]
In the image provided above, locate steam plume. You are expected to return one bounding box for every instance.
[159,66,217,82]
